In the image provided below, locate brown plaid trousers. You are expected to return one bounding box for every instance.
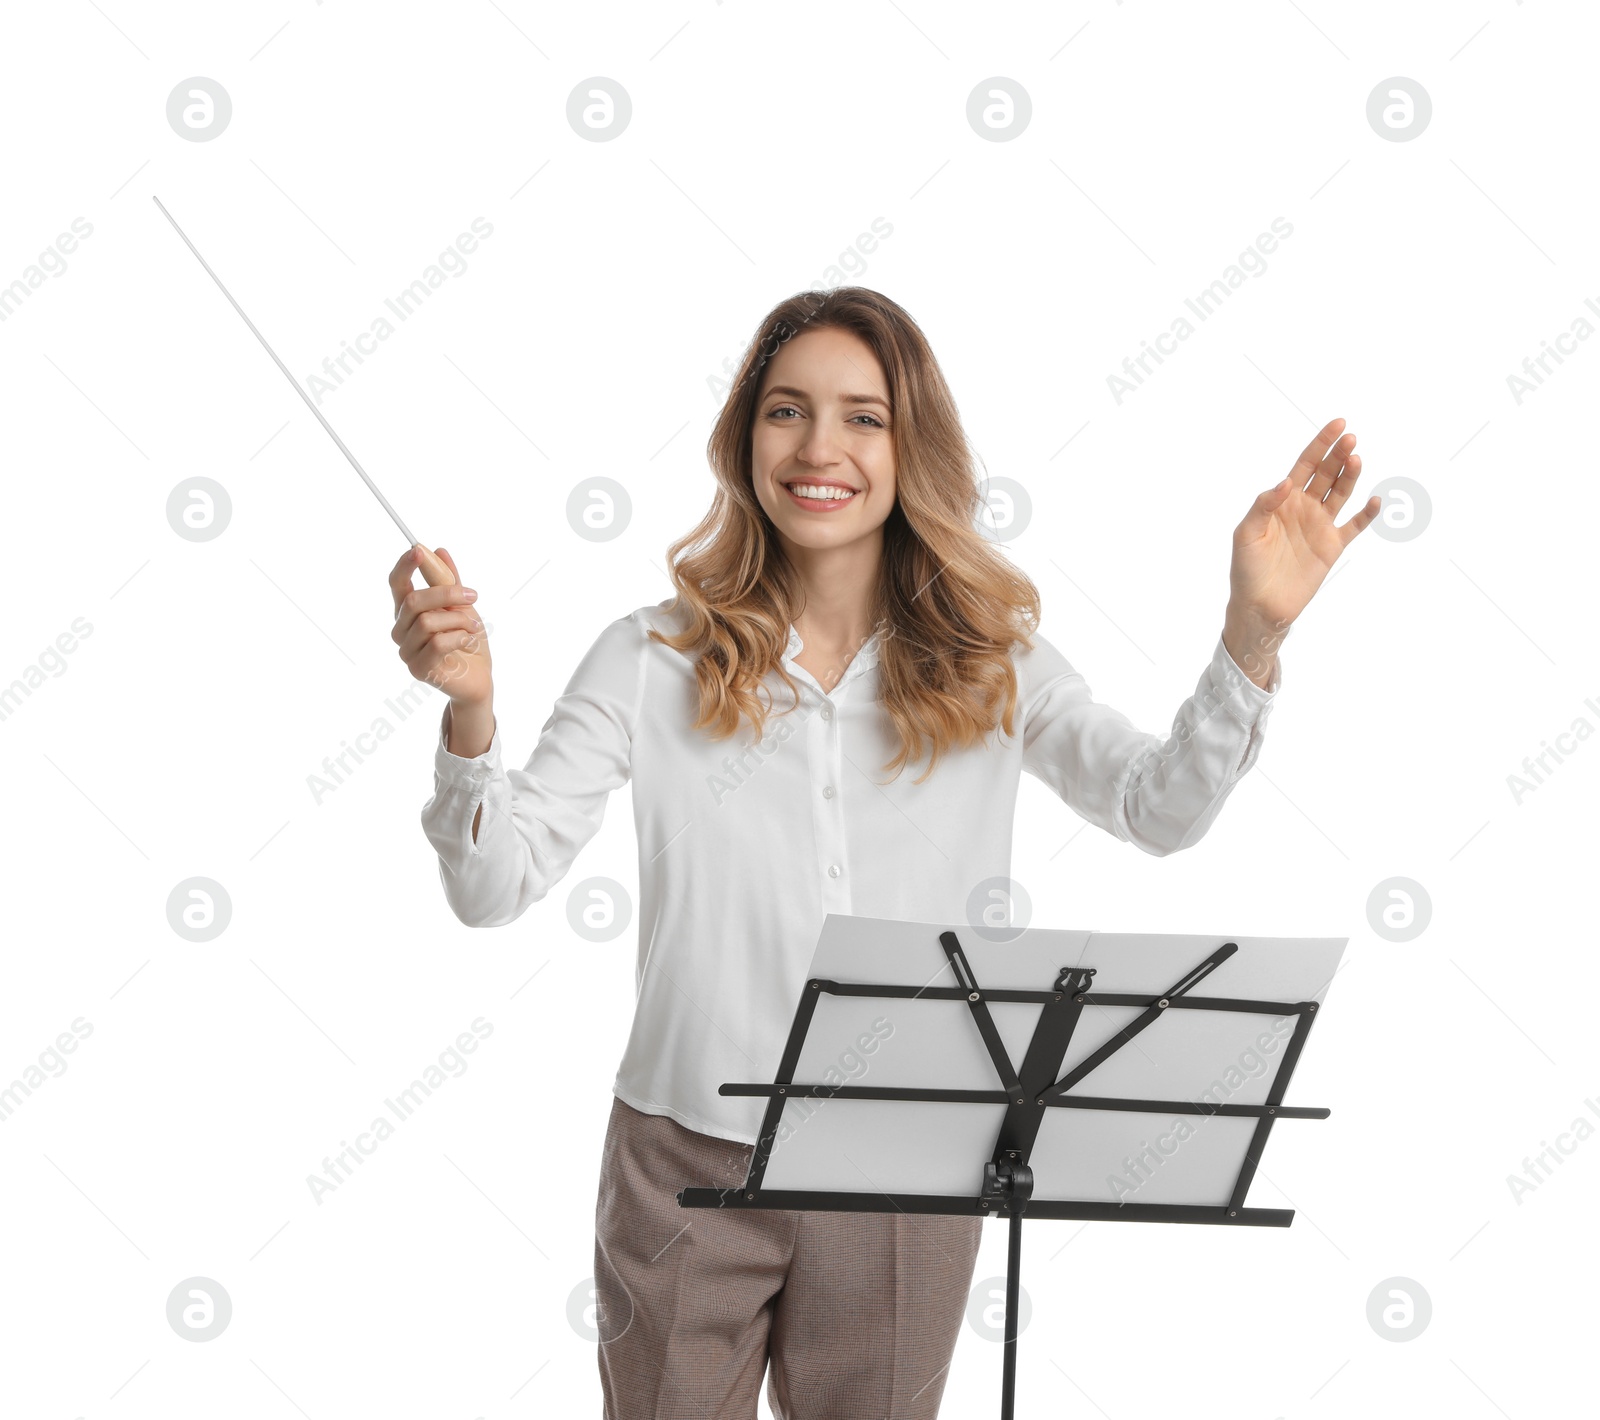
[593,1094,984,1419]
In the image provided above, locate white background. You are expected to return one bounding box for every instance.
[2,1,1594,1416]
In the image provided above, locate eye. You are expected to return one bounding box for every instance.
[765,405,885,428]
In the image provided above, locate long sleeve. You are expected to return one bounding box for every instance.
[1020,629,1281,857]
[419,611,648,927]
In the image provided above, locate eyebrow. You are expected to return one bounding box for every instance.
[763,385,890,410]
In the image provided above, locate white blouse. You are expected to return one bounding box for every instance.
[419,601,1281,1145]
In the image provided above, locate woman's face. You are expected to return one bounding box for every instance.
[750,325,897,553]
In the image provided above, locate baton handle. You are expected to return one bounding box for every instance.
[412,543,458,590]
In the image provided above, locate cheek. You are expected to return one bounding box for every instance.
[750,427,787,478]
[862,478,896,522]
[870,462,896,504]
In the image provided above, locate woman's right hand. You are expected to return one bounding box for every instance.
[389,545,494,709]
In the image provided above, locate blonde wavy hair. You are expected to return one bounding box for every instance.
[648,286,1044,784]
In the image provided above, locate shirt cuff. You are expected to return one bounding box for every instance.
[434,702,503,793]
[1210,630,1282,729]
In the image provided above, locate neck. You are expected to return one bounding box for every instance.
[783,529,883,650]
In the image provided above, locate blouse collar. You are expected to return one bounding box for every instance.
[783,622,883,687]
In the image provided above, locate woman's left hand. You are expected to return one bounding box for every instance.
[1223,417,1381,683]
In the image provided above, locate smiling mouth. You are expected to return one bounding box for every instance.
[782,481,859,507]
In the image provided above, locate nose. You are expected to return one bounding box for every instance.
[795,424,844,467]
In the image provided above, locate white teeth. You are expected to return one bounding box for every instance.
[787,484,855,501]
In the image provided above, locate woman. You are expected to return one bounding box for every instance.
[389,287,1378,1419]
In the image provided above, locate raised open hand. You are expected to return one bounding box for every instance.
[1230,417,1381,633]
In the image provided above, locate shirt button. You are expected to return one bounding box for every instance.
[828,863,842,878]
[820,704,833,721]
[822,785,835,799]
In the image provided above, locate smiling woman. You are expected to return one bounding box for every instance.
[399,283,1379,1420]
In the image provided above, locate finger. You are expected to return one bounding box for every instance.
[388,546,420,616]
[1338,494,1383,548]
[391,583,480,643]
[398,607,483,662]
[401,607,485,662]
[1306,430,1356,502]
[1323,452,1362,515]
[437,546,459,580]
[1288,417,1347,490]
[1239,474,1295,538]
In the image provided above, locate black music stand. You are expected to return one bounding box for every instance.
[678,914,1344,1419]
